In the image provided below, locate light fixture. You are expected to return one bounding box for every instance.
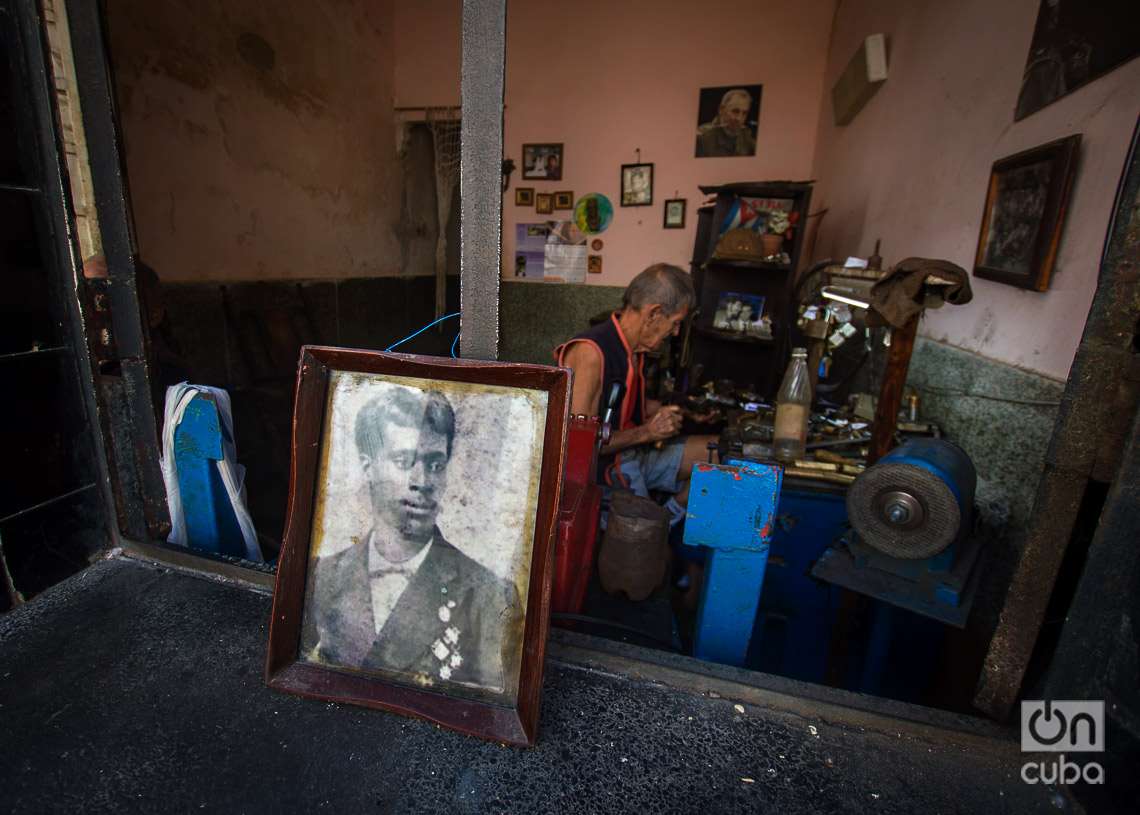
[821,286,870,310]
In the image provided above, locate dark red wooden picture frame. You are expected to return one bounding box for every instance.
[973,134,1081,292]
[265,346,570,747]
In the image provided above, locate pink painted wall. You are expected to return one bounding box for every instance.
[502,0,836,287]
[810,0,1140,380]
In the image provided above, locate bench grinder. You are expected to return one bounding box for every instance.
[813,438,982,626]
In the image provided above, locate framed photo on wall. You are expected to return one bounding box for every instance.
[515,187,534,206]
[265,347,570,746]
[621,163,653,207]
[1014,1,1140,121]
[663,198,686,229]
[553,191,574,210]
[695,84,761,158]
[973,134,1081,292]
[535,192,554,215]
[521,143,563,180]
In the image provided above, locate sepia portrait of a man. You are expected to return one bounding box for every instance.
[299,372,547,700]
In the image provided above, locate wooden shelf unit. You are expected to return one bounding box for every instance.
[688,181,814,398]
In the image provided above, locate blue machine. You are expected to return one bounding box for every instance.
[747,485,849,682]
[813,438,980,627]
[680,438,982,703]
[682,459,782,666]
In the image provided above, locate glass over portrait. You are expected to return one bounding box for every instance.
[299,371,548,703]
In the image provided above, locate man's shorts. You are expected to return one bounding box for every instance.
[608,439,686,499]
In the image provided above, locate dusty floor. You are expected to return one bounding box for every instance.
[0,557,1060,813]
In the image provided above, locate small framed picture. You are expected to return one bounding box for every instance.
[973,135,1081,291]
[663,198,686,229]
[522,143,563,181]
[265,347,570,746]
[535,193,554,215]
[587,255,603,274]
[712,291,770,338]
[621,163,653,207]
[515,187,534,206]
[553,191,574,210]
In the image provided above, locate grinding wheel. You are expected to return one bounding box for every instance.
[847,458,964,560]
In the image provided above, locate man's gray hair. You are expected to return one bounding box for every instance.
[621,263,696,316]
[720,88,751,108]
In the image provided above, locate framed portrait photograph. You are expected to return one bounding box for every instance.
[265,347,569,747]
[711,291,771,338]
[973,134,1081,291]
[587,255,602,274]
[515,187,534,207]
[521,143,563,180]
[695,84,761,158]
[621,163,653,207]
[663,198,686,229]
[553,191,574,210]
[535,192,554,215]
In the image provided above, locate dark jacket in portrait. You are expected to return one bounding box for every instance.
[300,529,520,693]
[695,124,756,158]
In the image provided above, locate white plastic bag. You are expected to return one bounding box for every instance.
[160,383,263,562]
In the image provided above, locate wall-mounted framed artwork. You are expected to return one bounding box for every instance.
[265,347,569,746]
[535,192,554,215]
[695,85,761,158]
[973,134,1081,292]
[620,163,653,207]
[521,143,563,180]
[663,198,686,229]
[1015,0,1140,121]
[553,191,574,210]
[515,187,534,206]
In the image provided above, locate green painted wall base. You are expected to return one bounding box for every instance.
[499,280,624,365]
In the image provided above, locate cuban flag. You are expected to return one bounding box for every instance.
[718,197,768,236]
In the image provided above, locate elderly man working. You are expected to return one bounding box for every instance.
[555,263,714,528]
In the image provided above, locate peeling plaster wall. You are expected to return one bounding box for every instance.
[105,0,402,282]
[810,0,1140,380]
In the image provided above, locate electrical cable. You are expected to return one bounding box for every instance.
[450,330,460,358]
[384,312,459,353]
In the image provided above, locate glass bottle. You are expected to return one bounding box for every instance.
[773,347,811,463]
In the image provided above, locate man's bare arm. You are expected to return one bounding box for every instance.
[561,343,681,455]
[602,407,681,454]
[563,343,602,417]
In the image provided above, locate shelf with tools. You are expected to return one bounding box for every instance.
[687,181,814,398]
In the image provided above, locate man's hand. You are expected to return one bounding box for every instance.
[684,407,722,424]
[645,405,682,441]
